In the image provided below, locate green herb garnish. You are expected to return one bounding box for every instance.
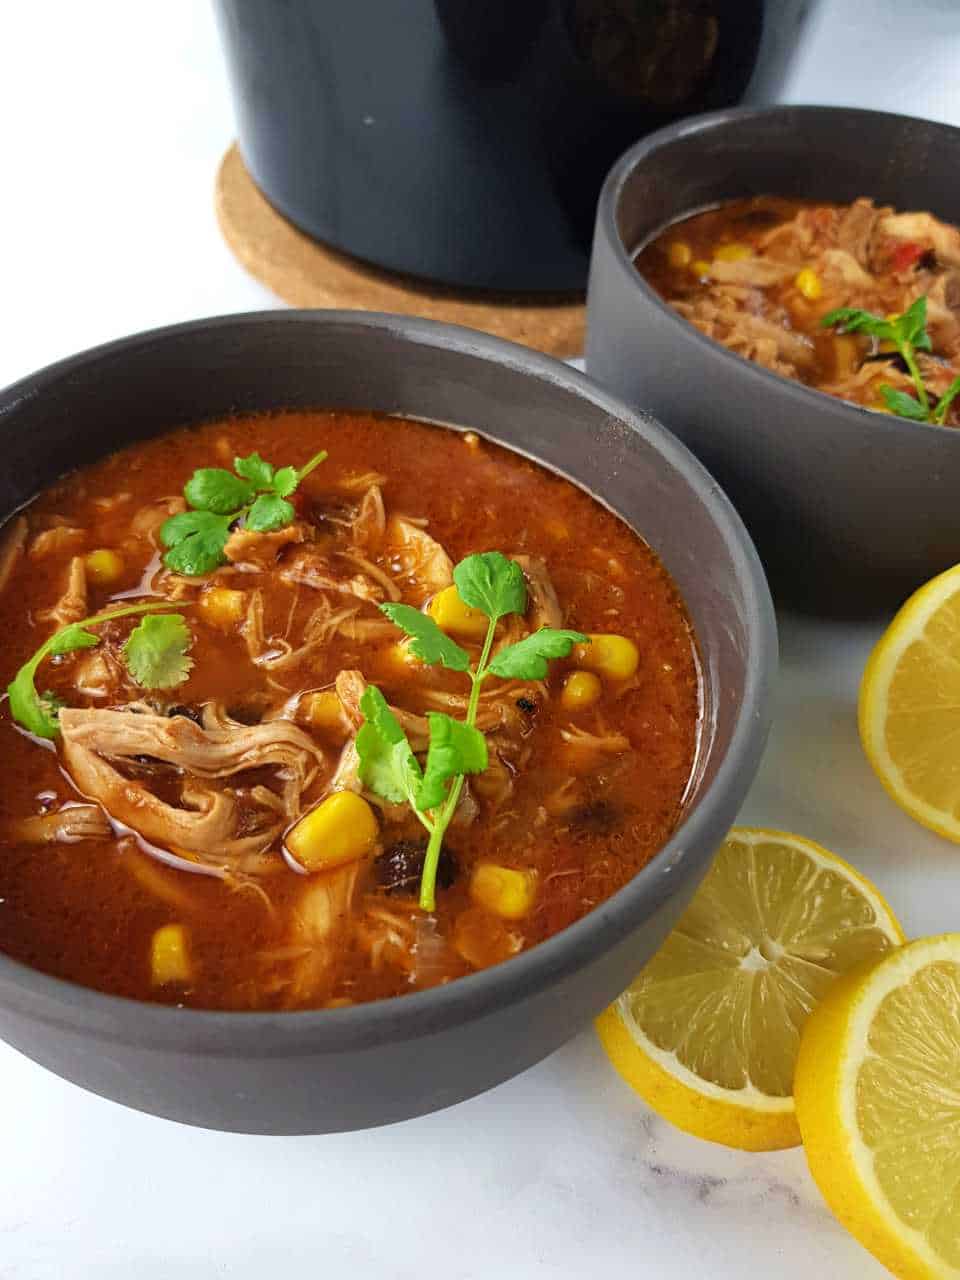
[820,296,960,425]
[7,603,186,739]
[160,448,327,575]
[122,613,194,690]
[357,552,587,910]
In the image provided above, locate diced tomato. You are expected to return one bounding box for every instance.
[889,241,925,272]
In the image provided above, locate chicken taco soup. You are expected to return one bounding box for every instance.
[636,197,960,427]
[0,411,702,1010]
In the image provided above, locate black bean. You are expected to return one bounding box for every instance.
[375,839,458,895]
[516,696,537,714]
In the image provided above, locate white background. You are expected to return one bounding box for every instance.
[2,4,959,1277]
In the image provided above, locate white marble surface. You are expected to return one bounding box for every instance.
[2,4,959,1277]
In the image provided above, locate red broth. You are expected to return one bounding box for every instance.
[0,411,701,1009]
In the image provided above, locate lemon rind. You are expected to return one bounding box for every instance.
[840,936,960,1280]
[859,565,960,844]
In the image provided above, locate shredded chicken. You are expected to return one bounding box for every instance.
[59,705,323,870]
[0,516,27,597]
[350,484,386,552]
[72,649,126,701]
[284,864,360,1004]
[38,555,87,626]
[224,522,309,569]
[128,496,185,544]
[878,211,960,267]
[514,555,564,630]
[384,516,453,602]
[335,669,430,750]
[28,526,86,560]
[279,546,386,602]
[560,724,631,754]
[2,804,111,845]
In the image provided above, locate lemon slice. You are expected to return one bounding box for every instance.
[795,935,960,1280]
[860,563,960,842]
[596,828,904,1150]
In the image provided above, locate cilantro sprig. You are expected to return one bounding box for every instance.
[122,613,194,690]
[821,296,960,425]
[357,552,587,911]
[160,448,327,575]
[7,603,189,739]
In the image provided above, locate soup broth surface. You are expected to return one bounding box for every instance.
[0,411,701,1009]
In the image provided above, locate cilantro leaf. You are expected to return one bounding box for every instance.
[356,685,423,807]
[378,603,471,671]
[6,602,180,739]
[820,306,893,340]
[453,552,527,621]
[247,493,296,532]
[271,466,299,498]
[879,386,929,421]
[9,626,99,737]
[416,713,488,812]
[49,625,100,657]
[122,614,193,690]
[160,510,233,575]
[183,468,254,514]
[934,376,960,425]
[894,296,932,352]
[487,627,589,680]
[234,452,275,488]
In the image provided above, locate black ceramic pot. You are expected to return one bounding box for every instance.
[0,313,775,1133]
[585,105,960,617]
[213,0,811,291]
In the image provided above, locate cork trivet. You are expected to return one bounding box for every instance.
[215,144,585,357]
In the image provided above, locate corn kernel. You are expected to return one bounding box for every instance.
[198,586,246,629]
[428,585,488,640]
[150,923,192,986]
[84,548,125,587]
[573,633,639,680]
[690,259,712,279]
[667,241,692,268]
[300,690,347,735]
[561,670,602,712]
[286,791,379,872]
[470,863,538,920]
[794,267,822,300]
[713,242,751,262]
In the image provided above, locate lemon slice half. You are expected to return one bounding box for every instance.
[796,934,960,1279]
[860,563,960,842]
[596,828,904,1150]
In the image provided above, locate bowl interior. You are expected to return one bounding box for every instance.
[0,313,774,1048]
[612,105,960,259]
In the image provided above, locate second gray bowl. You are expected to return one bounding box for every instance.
[585,105,960,617]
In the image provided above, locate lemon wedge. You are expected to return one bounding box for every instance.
[596,828,904,1150]
[795,934,960,1280]
[860,564,960,842]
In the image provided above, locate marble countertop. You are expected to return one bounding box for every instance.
[2,3,958,1276]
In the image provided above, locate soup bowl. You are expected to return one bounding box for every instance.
[0,312,775,1133]
[585,105,960,616]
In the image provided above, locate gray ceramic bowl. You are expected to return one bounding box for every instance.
[585,105,960,616]
[0,313,775,1133]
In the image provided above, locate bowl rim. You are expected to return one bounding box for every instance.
[0,309,776,1054]
[594,102,960,446]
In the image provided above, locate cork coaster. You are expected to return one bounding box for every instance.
[215,144,585,357]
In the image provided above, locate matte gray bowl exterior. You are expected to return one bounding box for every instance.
[0,313,775,1133]
[586,105,960,616]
